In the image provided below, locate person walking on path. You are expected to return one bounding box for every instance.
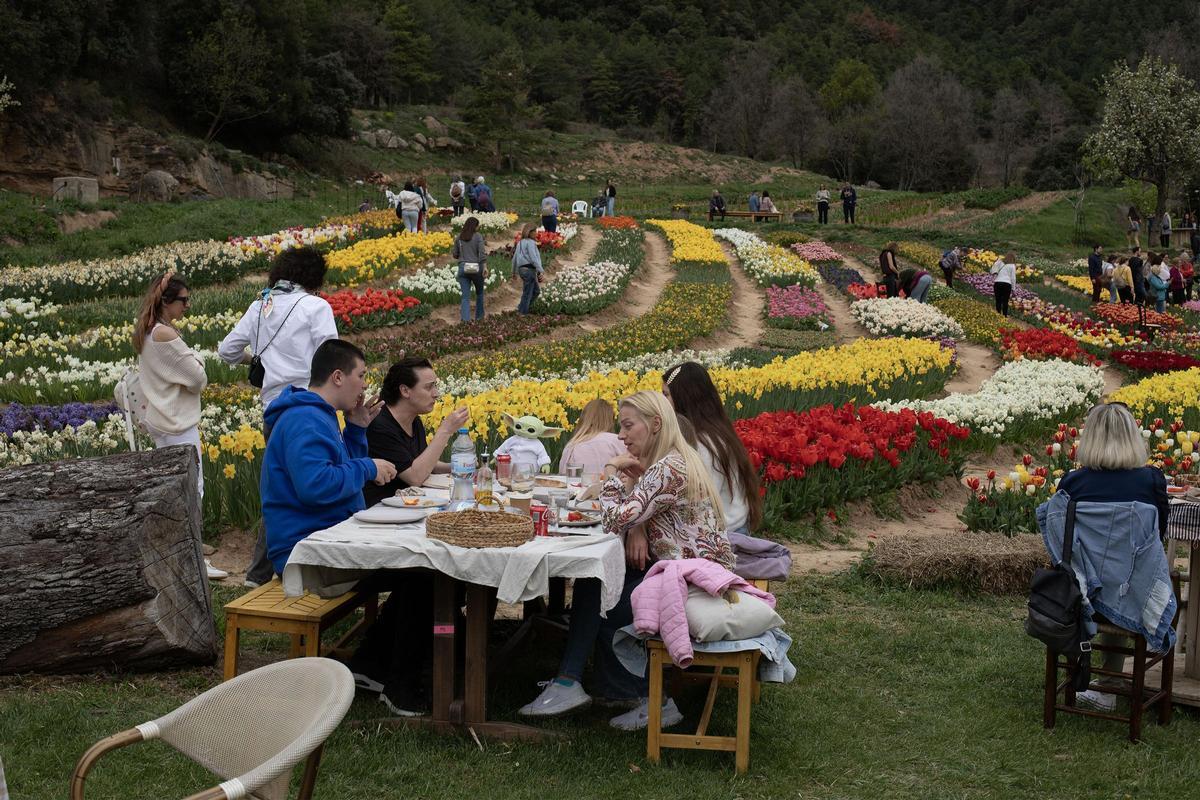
[1160,210,1172,250]
[416,177,435,233]
[1087,244,1105,303]
[815,184,830,224]
[605,180,616,217]
[1127,206,1141,248]
[840,183,857,224]
[540,190,559,233]
[989,252,1017,316]
[396,181,422,233]
[453,216,487,322]
[449,176,466,217]
[708,190,726,221]
[879,242,900,298]
[939,245,962,288]
[512,223,544,315]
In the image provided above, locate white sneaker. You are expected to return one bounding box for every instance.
[1075,689,1117,712]
[205,559,228,580]
[518,680,592,717]
[352,672,385,693]
[609,697,683,731]
[243,578,262,589]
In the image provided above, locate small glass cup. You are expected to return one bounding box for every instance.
[511,461,536,493]
[565,462,583,480]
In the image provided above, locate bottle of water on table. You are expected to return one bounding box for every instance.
[450,428,477,508]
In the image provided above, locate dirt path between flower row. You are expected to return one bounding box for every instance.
[690,241,766,351]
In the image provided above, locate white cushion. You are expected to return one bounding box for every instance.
[685,585,783,642]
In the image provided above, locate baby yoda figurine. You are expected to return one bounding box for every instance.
[494,413,563,474]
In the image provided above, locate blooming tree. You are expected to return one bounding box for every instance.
[0,76,17,115]
[1084,56,1200,225]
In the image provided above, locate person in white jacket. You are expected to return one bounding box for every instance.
[396,180,423,233]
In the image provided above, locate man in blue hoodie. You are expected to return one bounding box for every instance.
[261,339,397,575]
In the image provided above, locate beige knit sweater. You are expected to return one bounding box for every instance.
[139,327,207,434]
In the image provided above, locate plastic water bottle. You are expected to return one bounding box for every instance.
[450,428,477,506]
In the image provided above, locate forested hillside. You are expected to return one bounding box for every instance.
[1,0,1193,190]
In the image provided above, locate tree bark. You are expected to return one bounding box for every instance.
[0,446,216,674]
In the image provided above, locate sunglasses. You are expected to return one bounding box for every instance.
[175,294,192,306]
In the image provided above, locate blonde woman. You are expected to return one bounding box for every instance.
[559,398,626,478]
[520,391,731,730]
[1055,402,1169,712]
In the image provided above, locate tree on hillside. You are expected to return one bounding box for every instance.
[383,0,436,104]
[991,87,1029,188]
[704,57,773,159]
[172,4,275,142]
[879,56,974,190]
[464,46,538,171]
[819,59,881,182]
[763,76,826,169]
[0,76,17,115]
[1084,56,1200,226]
[585,55,621,127]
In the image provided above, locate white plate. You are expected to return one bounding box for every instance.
[354,507,428,525]
[570,499,602,512]
[557,513,601,527]
[381,496,446,510]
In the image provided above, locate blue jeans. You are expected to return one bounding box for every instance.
[401,209,419,233]
[457,267,485,321]
[541,214,557,233]
[606,197,615,217]
[559,565,647,700]
[1156,297,1166,313]
[517,267,540,314]
[910,273,933,303]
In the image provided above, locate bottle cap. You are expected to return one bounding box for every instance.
[458,428,469,434]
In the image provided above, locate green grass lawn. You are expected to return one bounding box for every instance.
[3,574,1196,800]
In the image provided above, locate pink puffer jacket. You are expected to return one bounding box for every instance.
[631,558,776,668]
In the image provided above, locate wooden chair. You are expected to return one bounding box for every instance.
[1043,620,1175,742]
[646,579,772,774]
[223,579,377,681]
[73,658,354,800]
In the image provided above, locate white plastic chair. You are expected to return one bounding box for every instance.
[71,658,354,800]
[571,200,590,218]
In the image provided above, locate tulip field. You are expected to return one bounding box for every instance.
[3,197,1200,548]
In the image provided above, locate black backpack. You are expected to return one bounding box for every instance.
[1025,499,1092,689]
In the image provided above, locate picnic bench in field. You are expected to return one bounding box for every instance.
[714,210,782,222]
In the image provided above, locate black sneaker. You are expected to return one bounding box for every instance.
[380,683,430,717]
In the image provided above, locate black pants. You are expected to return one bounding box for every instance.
[941,267,955,288]
[1118,286,1133,304]
[1161,233,1171,249]
[245,420,278,586]
[1133,280,1147,305]
[1172,287,1186,305]
[994,281,1012,317]
[1091,278,1103,303]
[452,199,464,216]
[817,202,829,224]
[349,570,436,696]
[708,209,725,221]
[843,203,855,223]
[884,274,899,298]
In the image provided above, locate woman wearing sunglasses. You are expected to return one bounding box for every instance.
[132,271,208,499]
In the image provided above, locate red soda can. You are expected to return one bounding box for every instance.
[530,503,549,536]
[496,454,512,485]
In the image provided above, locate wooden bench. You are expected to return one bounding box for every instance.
[646,578,773,774]
[712,210,782,222]
[222,579,377,680]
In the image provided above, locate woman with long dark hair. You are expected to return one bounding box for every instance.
[453,216,487,322]
[661,362,762,534]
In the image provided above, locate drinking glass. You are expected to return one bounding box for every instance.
[565,462,583,480]
[511,461,536,493]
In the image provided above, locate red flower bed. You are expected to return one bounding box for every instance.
[597,215,639,229]
[514,230,567,250]
[999,328,1102,365]
[734,403,970,523]
[847,282,883,299]
[319,288,426,332]
[1092,303,1183,329]
[1110,350,1200,372]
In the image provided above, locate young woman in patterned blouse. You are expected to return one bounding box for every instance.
[519,390,732,730]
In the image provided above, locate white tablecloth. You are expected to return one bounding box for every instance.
[281,514,625,612]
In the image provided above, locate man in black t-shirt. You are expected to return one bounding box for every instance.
[351,357,470,717]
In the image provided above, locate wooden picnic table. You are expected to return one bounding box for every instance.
[715,210,782,222]
[1167,499,1200,679]
[281,501,624,741]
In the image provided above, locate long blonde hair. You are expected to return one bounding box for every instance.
[619,391,724,526]
[566,398,616,448]
[1076,403,1147,470]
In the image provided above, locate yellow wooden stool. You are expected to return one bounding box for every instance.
[222,579,377,680]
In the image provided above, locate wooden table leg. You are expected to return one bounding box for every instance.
[432,573,458,723]
[1186,545,1200,679]
[464,583,494,724]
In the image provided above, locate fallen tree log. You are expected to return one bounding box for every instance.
[0,445,217,673]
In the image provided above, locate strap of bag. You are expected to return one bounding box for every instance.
[1061,498,1077,566]
[254,293,305,358]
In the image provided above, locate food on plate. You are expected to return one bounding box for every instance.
[534,477,567,488]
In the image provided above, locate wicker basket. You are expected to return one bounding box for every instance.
[425,509,533,549]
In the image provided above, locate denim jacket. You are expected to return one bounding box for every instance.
[1037,491,1176,652]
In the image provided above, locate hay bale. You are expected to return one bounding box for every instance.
[865,532,1047,594]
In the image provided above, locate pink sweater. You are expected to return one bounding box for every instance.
[559,431,626,475]
[631,558,775,668]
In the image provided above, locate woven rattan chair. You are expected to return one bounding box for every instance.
[71,658,354,800]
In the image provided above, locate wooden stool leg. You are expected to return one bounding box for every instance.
[696,668,722,737]
[1160,644,1175,726]
[735,652,753,775]
[1130,635,1146,742]
[304,623,320,657]
[289,634,304,658]
[1043,647,1057,729]
[223,613,240,681]
[647,646,664,765]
